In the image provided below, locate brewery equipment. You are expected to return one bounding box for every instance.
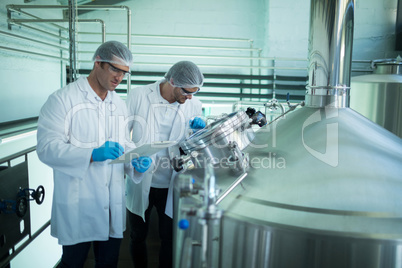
[172,0,402,267]
[350,58,402,138]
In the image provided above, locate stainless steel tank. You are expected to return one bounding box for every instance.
[172,0,402,267]
[174,107,402,268]
[350,59,402,138]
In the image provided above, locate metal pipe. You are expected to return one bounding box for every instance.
[249,39,254,76]
[126,6,132,94]
[0,45,69,62]
[7,5,130,50]
[7,7,68,31]
[199,164,220,268]
[8,19,106,42]
[131,33,253,43]
[8,22,70,41]
[74,59,367,73]
[78,50,302,62]
[204,164,216,209]
[0,30,68,51]
[66,32,253,43]
[8,4,130,10]
[7,4,131,92]
[68,0,77,83]
[8,18,104,25]
[78,41,262,52]
[305,0,354,108]
[133,53,304,61]
[130,43,261,52]
[216,173,247,205]
[121,62,306,70]
[7,5,129,44]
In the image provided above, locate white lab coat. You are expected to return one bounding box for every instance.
[37,76,141,246]
[125,80,202,220]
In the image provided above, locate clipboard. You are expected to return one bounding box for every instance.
[109,141,177,164]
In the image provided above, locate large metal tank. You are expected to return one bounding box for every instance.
[172,0,402,267]
[174,107,402,268]
[350,59,402,138]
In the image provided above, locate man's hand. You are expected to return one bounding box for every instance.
[92,141,124,162]
[132,156,152,173]
[189,117,206,130]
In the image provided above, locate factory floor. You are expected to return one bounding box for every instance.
[84,209,160,268]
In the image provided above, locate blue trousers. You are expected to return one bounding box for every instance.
[128,187,173,268]
[59,237,122,268]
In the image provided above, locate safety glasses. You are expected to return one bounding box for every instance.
[107,62,130,78]
[180,87,200,96]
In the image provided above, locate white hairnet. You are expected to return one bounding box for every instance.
[92,41,133,67]
[165,61,204,88]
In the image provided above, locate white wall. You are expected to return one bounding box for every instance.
[264,0,310,58]
[265,0,400,60]
[354,0,400,59]
[0,0,65,124]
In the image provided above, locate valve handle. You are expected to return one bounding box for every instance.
[34,185,45,205]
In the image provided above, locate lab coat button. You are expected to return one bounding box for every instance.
[104,206,108,210]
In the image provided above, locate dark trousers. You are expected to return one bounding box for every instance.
[128,187,173,268]
[59,237,122,268]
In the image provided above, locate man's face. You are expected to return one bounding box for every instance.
[173,86,199,104]
[97,62,129,92]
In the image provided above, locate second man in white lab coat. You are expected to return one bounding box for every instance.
[126,61,206,268]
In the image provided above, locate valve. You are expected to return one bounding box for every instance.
[32,185,45,204]
[0,197,27,218]
[245,107,267,127]
[171,151,198,172]
[0,185,45,218]
[18,185,46,205]
[16,196,28,218]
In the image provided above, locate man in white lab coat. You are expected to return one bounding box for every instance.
[126,61,206,268]
[37,41,152,268]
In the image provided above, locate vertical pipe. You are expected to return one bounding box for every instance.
[126,7,132,95]
[396,0,402,50]
[100,20,105,42]
[68,0,77,83]
[305,0,354,108]
[273,58,277,99]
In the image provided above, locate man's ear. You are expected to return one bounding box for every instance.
[94,60,102,69]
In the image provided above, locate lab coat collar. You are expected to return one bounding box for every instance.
[147,79,180,108]
[146,80,164,105]
[77,76,113,104]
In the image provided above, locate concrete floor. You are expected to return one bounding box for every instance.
[84,209,160,268]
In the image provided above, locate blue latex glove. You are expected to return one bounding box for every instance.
[189,117,206,129]
[132,156,152,173]
[92,141,124,162]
